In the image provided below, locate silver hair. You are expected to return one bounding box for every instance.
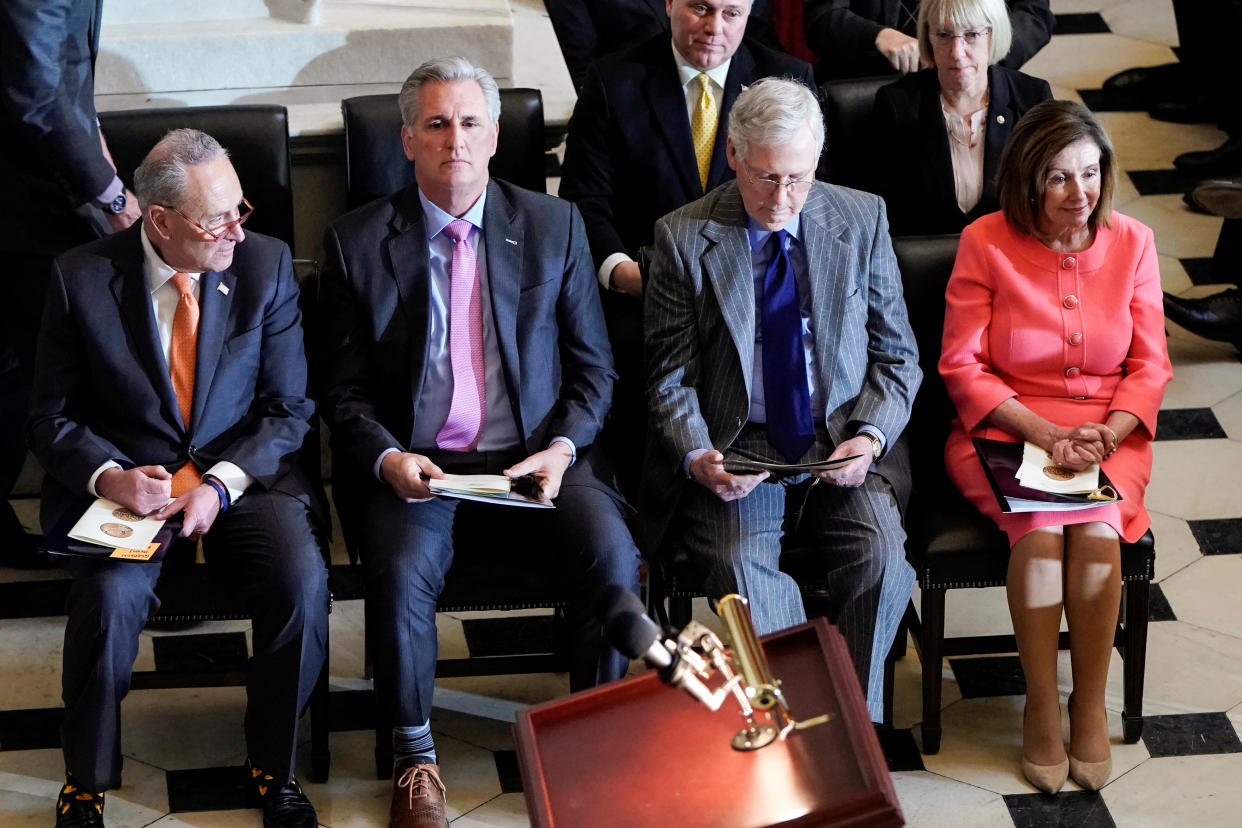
[917,0,1014,65]
[133,128,229,210]
[398,56,502,127]
[727,77,825,161]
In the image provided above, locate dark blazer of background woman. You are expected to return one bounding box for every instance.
[874,64,1051,236]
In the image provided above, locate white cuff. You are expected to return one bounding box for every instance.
[374,447,400,482]
[87,461,123,497]
[597,252,633,290]
[550,437,577,466]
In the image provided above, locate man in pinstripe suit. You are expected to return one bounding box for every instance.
[644,78,921,720]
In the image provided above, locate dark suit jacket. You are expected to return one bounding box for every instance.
[559,33,815,275]
[547,0,781,89]
[315,179,615,489]
[642,180,921,550]
[874,65,1051,235]
[804,0,1054,80]
[0,0,114,255]
[27,225,320,523]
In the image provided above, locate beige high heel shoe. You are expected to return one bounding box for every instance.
[1022,704,1069,794]
[1067,693,1112,790]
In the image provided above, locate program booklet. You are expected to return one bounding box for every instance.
[972,438,1122,514]
[42,496,177,563]
[428,473,554,509]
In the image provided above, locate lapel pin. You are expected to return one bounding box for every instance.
[997,115,1005,124]
[218,283,230,295]
[505,238,518,245]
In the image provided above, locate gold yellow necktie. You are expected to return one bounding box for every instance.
[690,73,718,192]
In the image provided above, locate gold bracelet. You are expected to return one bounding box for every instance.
[1101,424,1119,456]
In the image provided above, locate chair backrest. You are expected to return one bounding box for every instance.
[819,75,893,193]
[341,88,546,210]
[98,105,295,248]
[892,234,961,484]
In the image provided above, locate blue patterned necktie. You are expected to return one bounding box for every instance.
[760,229,814,462]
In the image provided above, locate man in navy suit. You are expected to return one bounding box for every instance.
[27,129,326,828]
[0,0,142,567]
[558,0,815,498]
[316,57,640,828]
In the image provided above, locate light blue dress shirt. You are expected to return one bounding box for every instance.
[410,188,521,451]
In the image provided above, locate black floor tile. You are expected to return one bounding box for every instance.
[494,749,523,793]
[1127,169,1200,196]
[462,615,556,658]
[1142,711,1242,758]
[151,631,249,674]
[1054,13,1111,35]
[0,707,63,752]
[166,765,256,812]
[545,152,562,178]
[0,578,71,620]
[1154,408,1228,441]
[1180,257,1226,286]
[1004,790,1116,827]
[329,688,378,732]
[949,655,1026,698]
[1148,583,1177,622]
[874,726,924,772]
[1187,518,1242,556]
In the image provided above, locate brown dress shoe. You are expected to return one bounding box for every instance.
[390,762,448,828]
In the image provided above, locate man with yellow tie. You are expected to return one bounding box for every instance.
[27,128,327,828]
[558,0,814,499]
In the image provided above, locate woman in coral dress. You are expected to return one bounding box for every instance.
[940,101,1172,793]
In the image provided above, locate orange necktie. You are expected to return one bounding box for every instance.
[168,272,201,496]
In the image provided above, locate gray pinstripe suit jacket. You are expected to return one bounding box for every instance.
[642,180,922,551]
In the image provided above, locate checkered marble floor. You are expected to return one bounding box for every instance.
[3,1,1241,825]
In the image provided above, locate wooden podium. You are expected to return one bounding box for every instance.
[515,618,902,827]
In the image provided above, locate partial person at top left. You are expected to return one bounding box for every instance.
[0,0,141,569]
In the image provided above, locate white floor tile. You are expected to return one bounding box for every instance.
[1103,0,1180,46]
[1021,34,1176,91]
[453,793,531,827]
[1104,621,1242,716]
[890,770,1013,828]
[1212,390,1242,441]
[1147,510,1206,583]
[1148,439,1242,520]
[1101,753,1242,828]
[1158,555,1242,640]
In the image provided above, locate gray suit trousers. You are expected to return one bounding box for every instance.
[673,427,913,721]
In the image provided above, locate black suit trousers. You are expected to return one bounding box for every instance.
[360,452,640,730]
[59,489,328,792]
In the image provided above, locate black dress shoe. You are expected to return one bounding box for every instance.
[1175,137,1242,177]
[1151,98,1219,124]
[1164,289,1242,348]
[55,777,104,828]
[1101,62,1188,108]
[1186,177,1242,219]
[249,762,318,828]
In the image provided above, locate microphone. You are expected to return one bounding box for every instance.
[599,586,726,710]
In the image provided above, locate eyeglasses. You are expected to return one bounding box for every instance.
[745,173,815,196]
[931,27,991,47]
[162,197,253,241]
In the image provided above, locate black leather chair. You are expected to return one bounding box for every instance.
[819,75,893,193]
[892,234,1153,755]
[90,104,331,781]
[99,104,295,248]
[340,88,547,210]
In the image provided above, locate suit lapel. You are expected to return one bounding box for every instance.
[710,44,755,189]
[481,181,524,437]
[799,185,851,417]
[386,189,434,409]
[701,185,756,396]
[918,72,958,214]
[189,268,235,433]
[642,43,702,201]
[982,65,1014,204]
[110,236,181,430]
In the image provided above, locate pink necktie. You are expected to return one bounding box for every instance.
[436,219,486,451]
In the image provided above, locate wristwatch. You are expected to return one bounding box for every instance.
[858,431,882,460]
[102,191,127,215]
